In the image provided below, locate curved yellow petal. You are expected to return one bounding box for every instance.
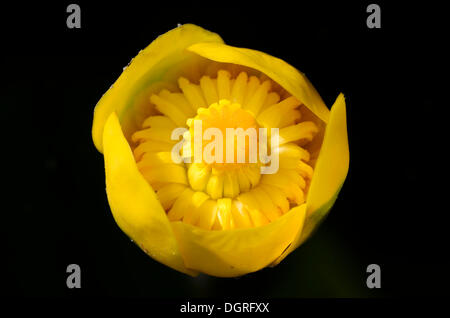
[93,24,224,153]
[103,112,197,276]
[272,93,349,265]
[187,42,330,123]
[170,204,306,277]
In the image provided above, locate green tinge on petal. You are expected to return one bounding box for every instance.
[93,24,224,153]
[103,112,197,276]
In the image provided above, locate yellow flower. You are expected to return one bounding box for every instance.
[92,24,349,277]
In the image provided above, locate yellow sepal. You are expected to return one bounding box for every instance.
[103,112,197,276]
[272,93,349,265]
[187,42,330,124]
[170,204,306,277]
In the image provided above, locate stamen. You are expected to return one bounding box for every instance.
[216,198,233,230]
[131,127,177,144]
[160,90,196,118]
[150,94,188,127]
[261,91,281,112]
[230,72,248,104]
[142,115,177,129]
[156,183,187,210]
[200,76,219,106]
[187,162,211,192]
[196,200,218,230]
[206,169,225,199]
[231,200,253,228]
[243,76,260,106]
[257,96,302,128]
[136,152,183,169]
[259,184,290,213]
[223,171,240,198]
[245,80,271,116]
[251,187,282,222]
[279,122,319,145]
[181,191,210,225]
[217,70,231,100]
[178,77,207,110]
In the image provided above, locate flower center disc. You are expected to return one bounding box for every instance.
[185,99,263,199]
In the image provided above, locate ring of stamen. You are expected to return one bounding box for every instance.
[131,69,319,230]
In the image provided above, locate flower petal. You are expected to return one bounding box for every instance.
[103,112,197,276]
[93,24,224,153]
[170,204,306,277]
[187,42,330,123]
[272,93,349,265]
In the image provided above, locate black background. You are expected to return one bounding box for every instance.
[1,0,445,305]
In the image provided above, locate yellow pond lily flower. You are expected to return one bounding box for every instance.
[92,24,349,277]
